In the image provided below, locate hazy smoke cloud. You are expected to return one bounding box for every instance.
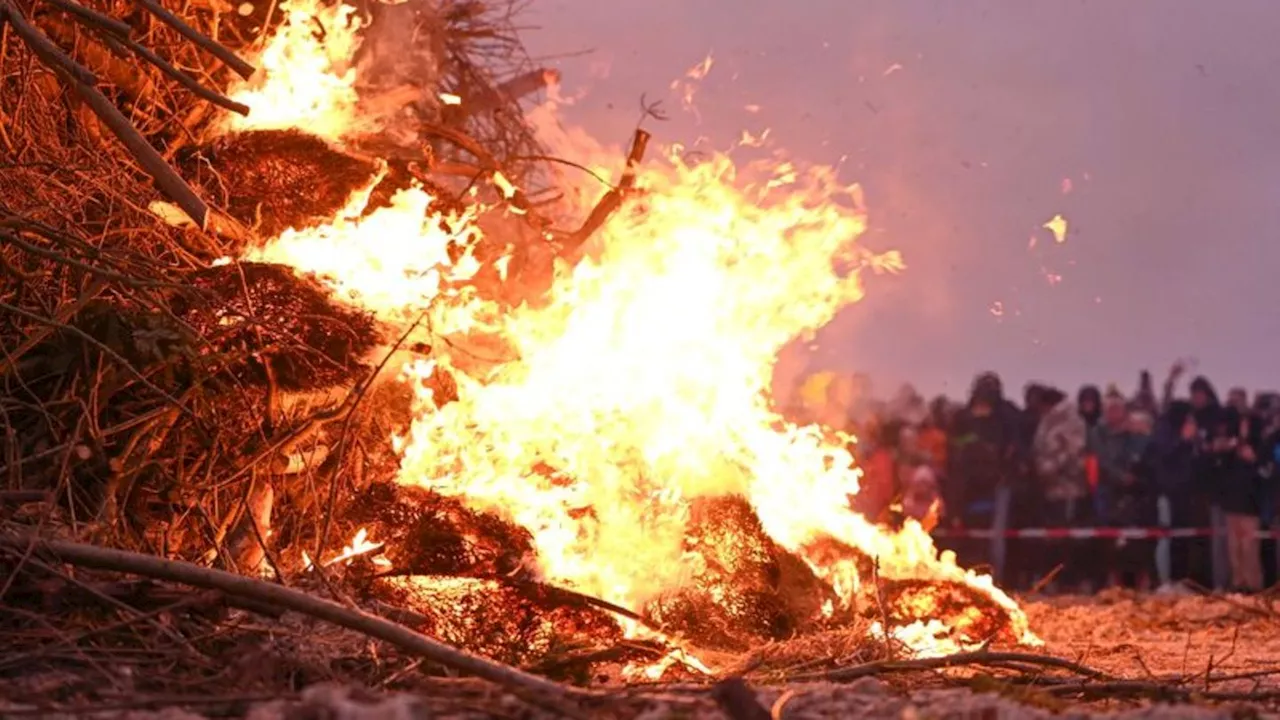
[523,0,1280,398]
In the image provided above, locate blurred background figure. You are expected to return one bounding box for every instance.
[1189,376,1229,589]
[1028,384,1088,591]
[947,372,1023,584]
[1220,406,1262,592]
[1089,390,1153,588]
[1149,400,1197,591]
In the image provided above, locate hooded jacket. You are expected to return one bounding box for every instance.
[947,373,1024,512]
[1090,420,1151,525]
[1078,385,1102,429]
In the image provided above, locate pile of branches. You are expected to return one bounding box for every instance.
[0,0,669,710]
[0,0,562,555]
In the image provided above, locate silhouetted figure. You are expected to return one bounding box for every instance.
[947,372,1024,584]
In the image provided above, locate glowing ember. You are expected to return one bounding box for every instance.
[303,528,391,569]
[1043,213,1069,243]
[228,0,1039,661]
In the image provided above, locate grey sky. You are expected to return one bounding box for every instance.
[522,0,1280,400]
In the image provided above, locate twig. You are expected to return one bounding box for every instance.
[59,71,211,228]
[457,67,559,117]
[1028,563,1063,596]
[42,0,132,37]
[313,313,424,567]
[0,534,597,712]
[513,577,651,627]
[0,298,195,417]
[0,692,291,717]
[1042,679,1280,703]
[0,276,106,377]
[0,490,52,505]
[871,558,895,659]
[791,648,1112,683]
[105,32,250,115]
[129,0,254,79]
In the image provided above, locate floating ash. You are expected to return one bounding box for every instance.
[175,129,381,242]
[173,262,383,391]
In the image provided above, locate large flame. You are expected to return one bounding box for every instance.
[223,0,363,141]
[225,0,1037,658]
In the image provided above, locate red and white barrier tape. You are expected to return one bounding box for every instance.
[931,527,1280,540]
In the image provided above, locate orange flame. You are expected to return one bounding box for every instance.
[223,0,364,141]
[228,3,1038,660]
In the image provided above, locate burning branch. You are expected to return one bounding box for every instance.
[559,127,651,252]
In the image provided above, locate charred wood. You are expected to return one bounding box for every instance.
[175,130,382,243]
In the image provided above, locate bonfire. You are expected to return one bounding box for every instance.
[3,0,1277,717]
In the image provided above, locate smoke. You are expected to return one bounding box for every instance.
[521,0,1280,398]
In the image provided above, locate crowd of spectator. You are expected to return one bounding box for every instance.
[796,364,1280,594]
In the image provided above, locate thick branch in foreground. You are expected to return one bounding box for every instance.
[63,71,210,228]
[0,535,593,709]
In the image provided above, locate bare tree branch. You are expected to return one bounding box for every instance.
[130,0,255,79]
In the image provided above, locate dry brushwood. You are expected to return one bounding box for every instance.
[174,130,383,243]
[0,0,256,228]
[173,262,385,392]
[645,495,837,652]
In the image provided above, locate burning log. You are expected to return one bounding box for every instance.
[172,262,384,392]
[801,536,1025,646]
[371,575,623,668]
[174,129,383,243]
[344,483,534,578]
[644,496,836,651]
[880,578,1021,645]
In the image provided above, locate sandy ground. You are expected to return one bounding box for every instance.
[1026,588,1280,691]
[11,591,1280,719]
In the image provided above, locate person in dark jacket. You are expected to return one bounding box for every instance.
[947,372,1024,584]
[1213,407,1263,591]
[1259,404,1280,587]
[1078,385,1103,430]
[1189,376,1229,588]
[1132,371,1160,417]
[1149,401,1198,588]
